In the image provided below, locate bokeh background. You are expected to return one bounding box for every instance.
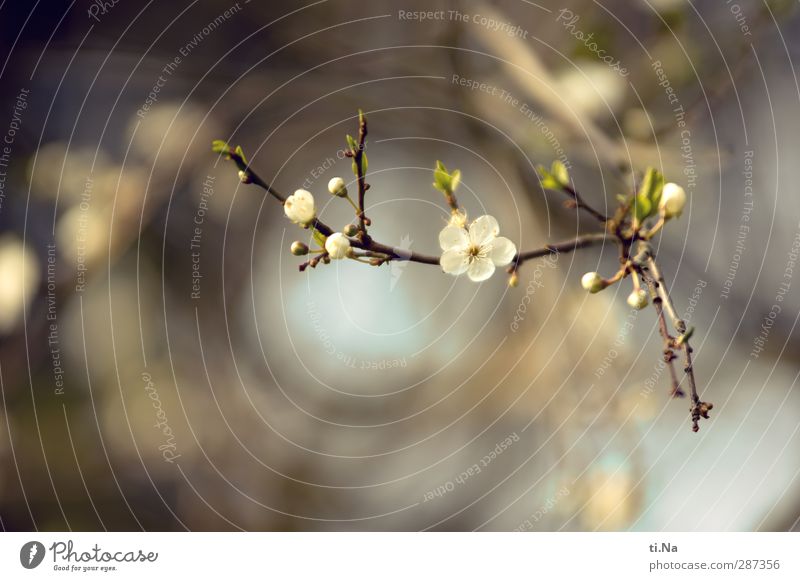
[1,0,799,531]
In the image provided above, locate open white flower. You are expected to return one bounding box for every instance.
[325,232,351,259]
[284,189,316,225]
[439,215,516,282]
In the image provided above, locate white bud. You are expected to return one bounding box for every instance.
[324,232,351,259]
[327,177,348,197]
[659,183,686,219]
[626,289,649,310]
[581,272,605,293]
[284,189,316,225]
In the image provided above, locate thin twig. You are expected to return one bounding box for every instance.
[645,252,683,332]
[562,183,610,224]
[354,111,370,237]
[637,243,712,431]
[640,268,684,398]
[512,232,609,270]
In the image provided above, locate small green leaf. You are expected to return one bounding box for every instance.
[536,164,559,190]
[551,160,569,187]
[634,193,652,224]
[433,168,450,193]
[432,161,461,195]
[234,145,248,165]
[637,167,664,215]
[211,140,230,155]
[358,108,365,125]
[346,134,357,151]
[362,153,368,174]
[450,169,461,192]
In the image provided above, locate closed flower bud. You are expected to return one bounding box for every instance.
[659,183,687,219]
[238,170,252,184]
[627,289,649,310]
[509,271,519,287]
[343,224,359,237]
[581,271,606,293]
[290,241,309,256]
[284,189,316,225]
[324,232,351,259]
[327,177,348,197]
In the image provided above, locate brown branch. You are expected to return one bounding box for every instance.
[561,183,610,224]
[638,243,713,431]
[640,268,684,398]
[513,232,609,268]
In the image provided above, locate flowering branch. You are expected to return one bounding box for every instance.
[212,112,712,432]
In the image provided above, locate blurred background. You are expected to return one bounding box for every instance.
[0,0,799,531]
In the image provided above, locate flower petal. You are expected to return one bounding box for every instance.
[469,215,500,246]
[489,236,517,266]
[439,226,469,251]
[440,249,470,275]
[467,257,496,282]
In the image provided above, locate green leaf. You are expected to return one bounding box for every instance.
[633,193,653,224]
[450,169,461,192]
[631,167,664,226]
[234,145,248,166]
[211,140,230,155]
[346,134,357,151]
[637,167,664,214]
[536,164,559,190]
[433,167,451,193]
[358,108,365,125]
[432,161,461,195]
[551,160,569,187]
[362,153,368,173]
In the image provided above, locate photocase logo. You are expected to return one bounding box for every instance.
[389,234,413,291]
[19,541,45,569]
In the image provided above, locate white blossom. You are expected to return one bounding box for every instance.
[439,215,516,282]
[659,183,686,219]
[284,189,316,225]
[325,232,351,259]
[327,177,347,197]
